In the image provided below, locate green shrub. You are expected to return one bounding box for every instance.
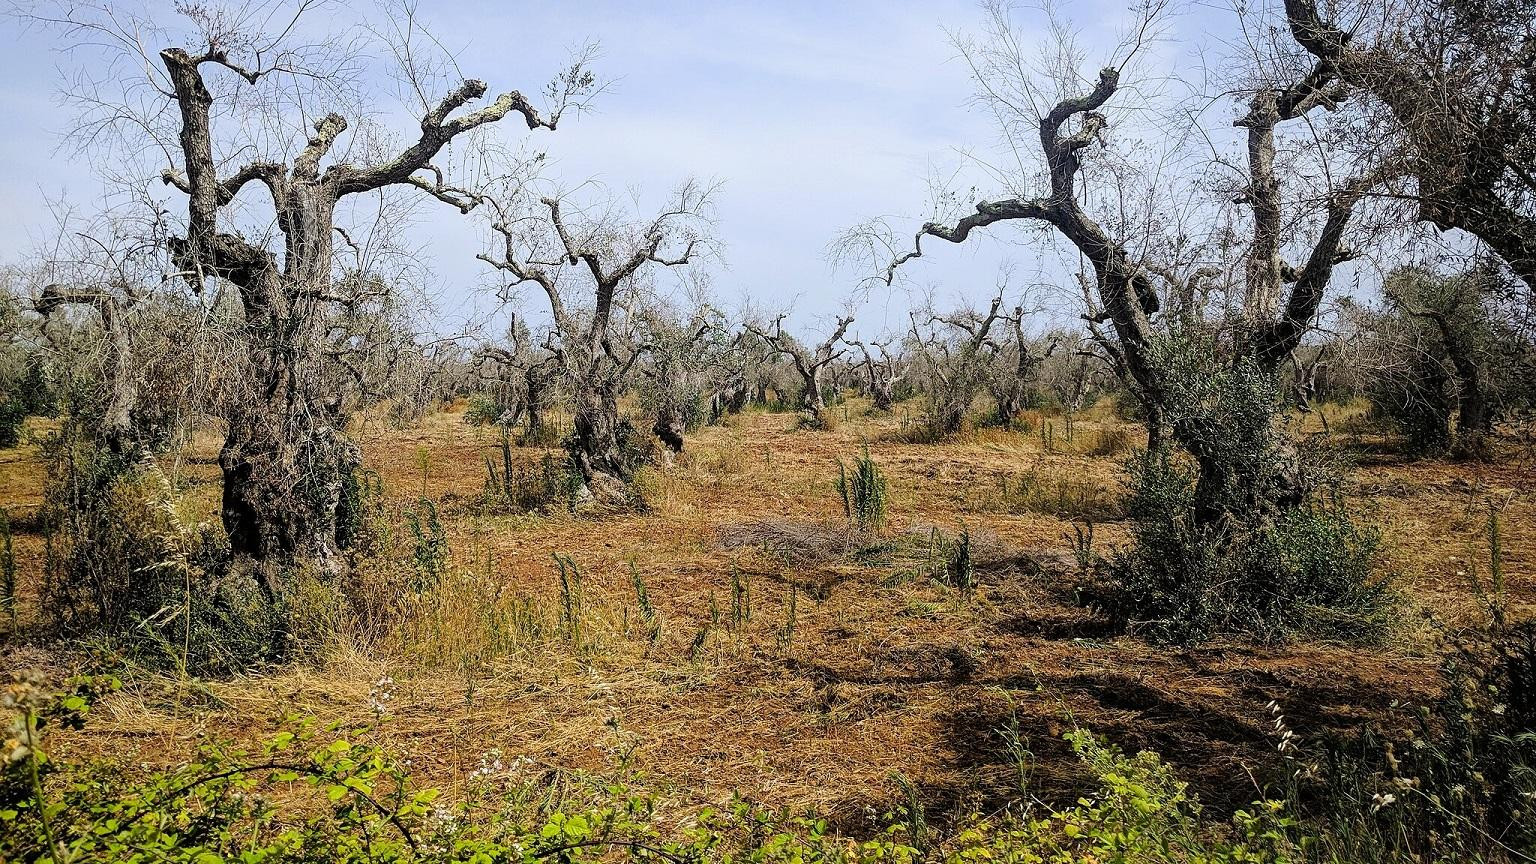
[1097,338,1393,644]
[926,525,974,594]
[0,361,52,448]
[484,431,583,514]
[463,391,511,426]
[405,499,447,593]
[0,395,24,448]
[1105,447,1391,644]
[1297,514,1536,863]
[836,445,888,532]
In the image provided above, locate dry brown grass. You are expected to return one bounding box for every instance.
[2,398,1534,826]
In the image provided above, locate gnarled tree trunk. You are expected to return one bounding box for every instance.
[571,378,632,501]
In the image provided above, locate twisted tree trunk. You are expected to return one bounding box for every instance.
[571,379,631,501]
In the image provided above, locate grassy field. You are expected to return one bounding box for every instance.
[2,398,1532,831]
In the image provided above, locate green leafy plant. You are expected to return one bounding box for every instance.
[486,448,583,514]
[835,445,888,533]
[630,563,662,653]
[405,498,447,593]
[464,391,511,427]
[1101,343,1393,644]
[913,526,974,594]
[22,673,1494,864]
[337,467,385,555]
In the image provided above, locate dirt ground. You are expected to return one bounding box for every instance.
[2,400,1532,827]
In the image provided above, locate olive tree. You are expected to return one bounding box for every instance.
[476,182,714,502]
[33,2,599,609]
[861,0,1377,526]
[907,292,1007,438]
[1284,0,1536,289]
[474,313,562,444]
[744,313,854,423]
[636,304,732,452]
[849,338,903,412]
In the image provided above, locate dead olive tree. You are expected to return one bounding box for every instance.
[869,1,1375,527]
[474,313,562,444]
[988,305,1058,425]
[907,292,1006,438]
[477,183,713,502]
[1038,330,1109,415]
[35,3,598,615]
[1284,0,1536,289]
[850,338,903,411]
[838,1,1398,640]
[744,313,853,423]
[705,329,765,419]
[636,304,731,452]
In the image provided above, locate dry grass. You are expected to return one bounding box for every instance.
[3,398,1534,826]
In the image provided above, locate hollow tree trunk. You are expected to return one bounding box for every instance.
[220,417,359,572]
[724,380,749,414]
[522,369,551,444]
[217,200,360,578]
[1440,324,1491,456]
[995,382,1024,424]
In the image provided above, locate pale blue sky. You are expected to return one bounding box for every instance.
[0,0,1226,339]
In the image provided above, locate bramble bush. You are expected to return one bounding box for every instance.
[1294,512,1536,863]
[1105,446,1392,643]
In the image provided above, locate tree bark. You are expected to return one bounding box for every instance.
[571,381,632,503]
